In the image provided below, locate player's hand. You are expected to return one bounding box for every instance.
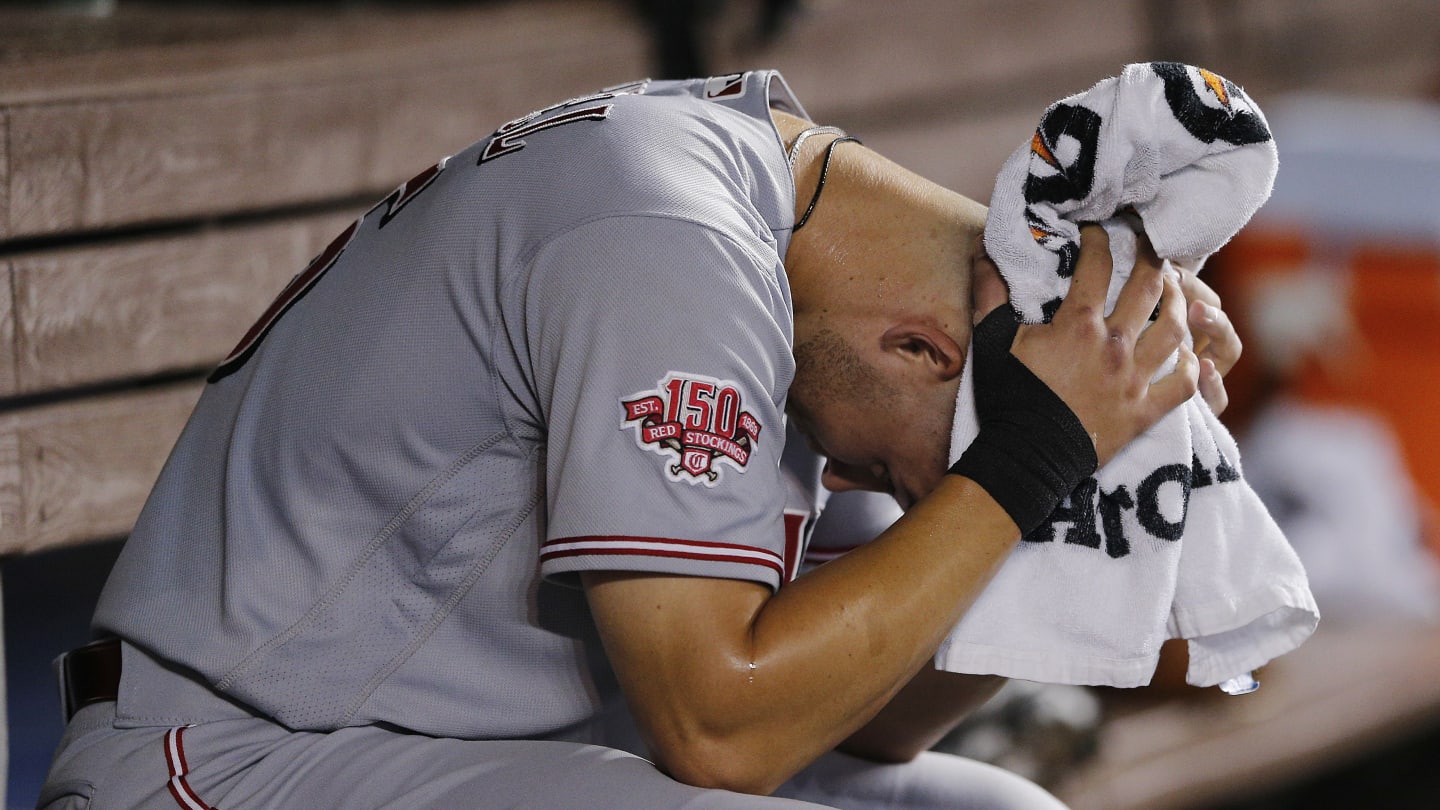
[1177,265,1241,415]
[996,224,1198,467]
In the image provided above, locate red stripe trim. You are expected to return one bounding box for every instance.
[804,544,862,563]
[164,726,218,810]
[541,546,784,578]
[174,727,190,774]
[163,728,180,778]
[542,534,782,558]
[782,512,808,583]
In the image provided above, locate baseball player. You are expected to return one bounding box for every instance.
[40,70,1238,809]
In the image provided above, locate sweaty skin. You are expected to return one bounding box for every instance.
[583,111,1204,795]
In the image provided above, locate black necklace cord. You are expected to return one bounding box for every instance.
[786,126,861,233]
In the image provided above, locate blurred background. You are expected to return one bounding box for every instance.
[1,1,1437,808]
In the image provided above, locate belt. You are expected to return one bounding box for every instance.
[55,637,122,722]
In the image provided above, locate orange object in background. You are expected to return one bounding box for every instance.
[1304,243,1440,495]
[1215,228,1440,560]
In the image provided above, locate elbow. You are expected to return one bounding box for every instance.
[648,731,790,797]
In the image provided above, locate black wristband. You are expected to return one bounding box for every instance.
[948,306,1098,536]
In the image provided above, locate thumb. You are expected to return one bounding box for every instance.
[971,251,1010,324]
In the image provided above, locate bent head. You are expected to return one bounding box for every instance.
[787,325,955,510]
[776,113,993,508]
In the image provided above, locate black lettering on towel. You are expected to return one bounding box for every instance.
[1022,445,1241,558]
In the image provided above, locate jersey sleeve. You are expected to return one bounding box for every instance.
[526,216,796,590]
[803,490,902,568]
[774,422,901,572]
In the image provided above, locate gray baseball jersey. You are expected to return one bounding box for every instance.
[93,70,869,744]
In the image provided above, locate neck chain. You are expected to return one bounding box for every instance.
[786,125,861,232]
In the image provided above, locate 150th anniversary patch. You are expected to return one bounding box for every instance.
[621,373,762,486]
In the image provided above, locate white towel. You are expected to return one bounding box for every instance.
[936,63,1318,689]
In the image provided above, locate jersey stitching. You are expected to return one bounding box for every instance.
[500,74,794,479]
[216,431,507,692]
[516,209,783,278]
[340,459,545,725]
[504,210,792,460]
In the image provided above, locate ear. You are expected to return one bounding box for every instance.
[880,322,966,382]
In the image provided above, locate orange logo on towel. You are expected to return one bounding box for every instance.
[1030,130,1059,169]
[1198,67,1230,108]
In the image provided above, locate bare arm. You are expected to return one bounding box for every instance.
[583,474,1021,794]
[583,226,1197,794]
[839,668,1006,763]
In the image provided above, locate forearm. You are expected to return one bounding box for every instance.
[745,475,1017,745]
[586,474,1020,793]
[840,668,1007,763]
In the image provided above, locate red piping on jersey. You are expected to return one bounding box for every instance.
[164,726,218,810]
[542,535,784,579]
[782,511,808,583]
[803,544,862,564]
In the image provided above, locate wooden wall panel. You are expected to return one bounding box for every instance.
[0,382,201,555]
[10,212,353,393]
[4,108,88,241]
[714,0,1145,124]
[9,90,359,238]
[1139,0,1440,101]
[0,413,15,549]
[0,259,14,397]
[0,2,647,239]
[0,108,8,242]
[859,107,1050,203]
[359,53,655,192]
[0,2,642,108]
[7,75,490,239]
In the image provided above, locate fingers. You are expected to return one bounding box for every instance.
[1106,231,1167,341]
[1188,298,1242,376]
[1176,264,1241,414]
[1177,266,1242,375]
[1197,357,1229,415]
[1146,345,1201,417]
[1177,264,1219,308]
[1057,224,1114,321]
[1134,271,1188,374]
